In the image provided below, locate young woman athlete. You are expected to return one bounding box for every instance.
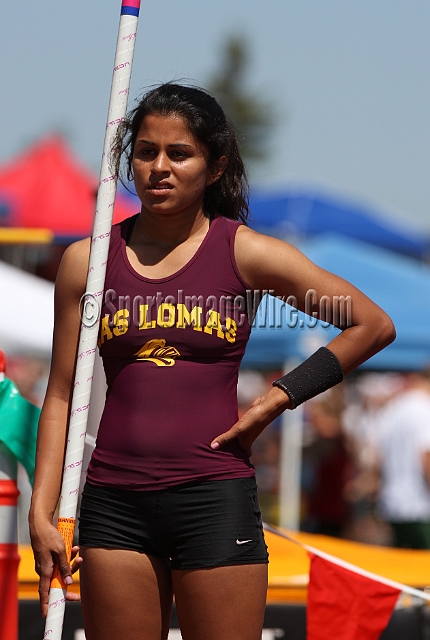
[29,83,395,640]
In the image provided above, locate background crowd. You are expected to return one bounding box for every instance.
[8,355,430,551]
[238,367,430,549]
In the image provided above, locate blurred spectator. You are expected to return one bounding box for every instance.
[374,371,430,548]
[237,369,267,409]
[343,373,403,470]
[341,374,402,545]
[301,386,354,538]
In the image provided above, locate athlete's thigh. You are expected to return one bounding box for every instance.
[172,563,268,640]
[80,547,173,640]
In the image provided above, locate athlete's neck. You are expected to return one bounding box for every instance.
[132,207,210,250]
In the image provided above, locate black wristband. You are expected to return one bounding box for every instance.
[272,347,344,409]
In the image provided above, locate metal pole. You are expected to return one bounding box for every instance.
[278,359,304,530]
[43,3,140,638]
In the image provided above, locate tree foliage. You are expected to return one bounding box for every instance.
[207,35,275,166]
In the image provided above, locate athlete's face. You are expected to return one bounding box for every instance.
[132,114,226,217]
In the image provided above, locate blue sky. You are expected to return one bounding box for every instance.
[1,0,429,229]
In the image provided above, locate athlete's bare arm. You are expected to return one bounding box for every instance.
[211,227,395,453]
[29,237,90,616]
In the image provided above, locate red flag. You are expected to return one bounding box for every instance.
[307,553,400,640]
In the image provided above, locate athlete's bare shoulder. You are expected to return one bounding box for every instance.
[235,224,291,250]
[234,224,304,291]
[56,236,91,299]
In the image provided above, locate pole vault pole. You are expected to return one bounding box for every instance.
[44,2,140,638]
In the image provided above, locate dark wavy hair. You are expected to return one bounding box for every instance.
[114,83,249,223]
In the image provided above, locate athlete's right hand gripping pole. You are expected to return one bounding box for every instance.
[43,2,140,639]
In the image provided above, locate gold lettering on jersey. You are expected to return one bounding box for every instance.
[98,309,129,346]
[157,303,176,328]
[176,304,202,331]
[203,310,225,339]
[100,305,237,346]
[98,315,113,346]
[224,317,237,343]
[134,339,180,366]
[138,304,156,329]
[113,309,129,336]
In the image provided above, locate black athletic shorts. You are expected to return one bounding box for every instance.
[78,476,268,570]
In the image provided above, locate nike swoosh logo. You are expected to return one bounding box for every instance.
[236,539,252,545]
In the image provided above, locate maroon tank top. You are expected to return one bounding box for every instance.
[86,215,255,490]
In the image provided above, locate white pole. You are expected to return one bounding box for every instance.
[80,351,107,494]
[44,3,140,638]
[278,359,304,530]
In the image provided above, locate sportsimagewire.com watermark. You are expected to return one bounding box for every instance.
[80,288,352,333]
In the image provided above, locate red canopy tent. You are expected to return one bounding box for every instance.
[0,135,137,240]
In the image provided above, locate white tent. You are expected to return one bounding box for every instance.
[0,260,54,356]
[0,257,106,438]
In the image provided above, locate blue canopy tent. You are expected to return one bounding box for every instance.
[249,189,430,260]
[243,234,430,371]
[243,235,430,528]
[119,185,430,259]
